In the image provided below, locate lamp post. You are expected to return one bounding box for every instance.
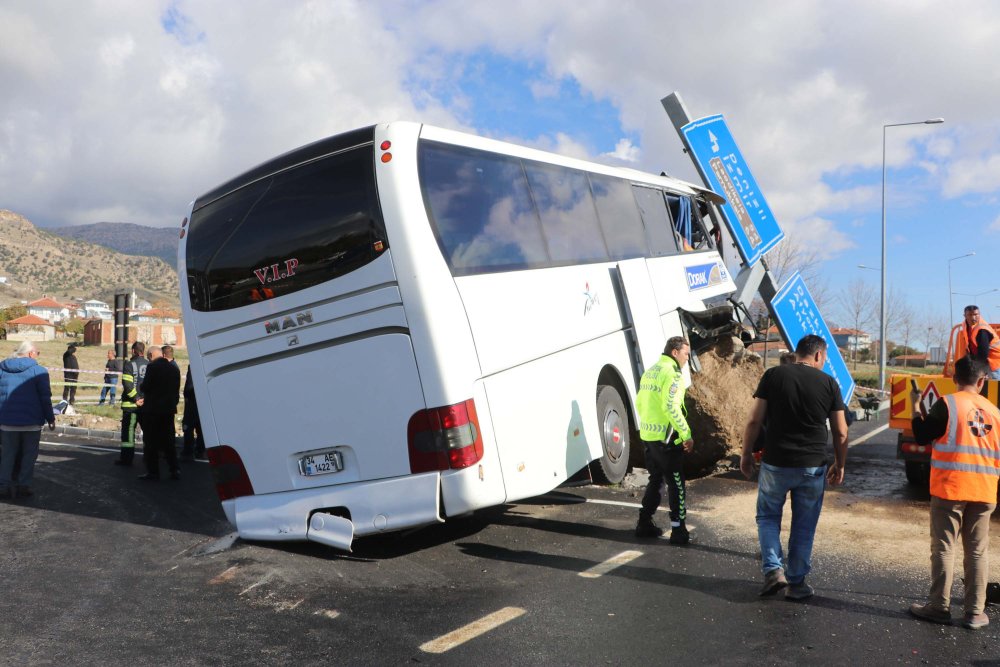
[947,252,976,326]
[880,117,944,391]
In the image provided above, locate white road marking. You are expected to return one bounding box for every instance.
[578,550,643,579]
[419,607,526,654]
[239,571,277,596]
[35,454,74,463]
[41,440,122,454]
[848,423,888,447]
[314,609,340,620]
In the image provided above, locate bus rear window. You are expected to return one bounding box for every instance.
[186,145,387,312]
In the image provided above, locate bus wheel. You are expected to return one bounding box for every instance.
[591,385,629,484]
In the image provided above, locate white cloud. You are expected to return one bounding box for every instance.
[990,214,1000,233]
[601,138,639,163]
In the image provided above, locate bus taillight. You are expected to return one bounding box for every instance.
[207,445,255,500]
[407,399,484,473]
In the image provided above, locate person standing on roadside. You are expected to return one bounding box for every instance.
[740,334,848,600]
[180,366,206,461]
[137,345,181,481]
[115,341,148,467]
[908,356,1000,630]
[98,349,122,406]
[0,342,56,499]
[954,305,1000,381]
[62,343,79,405]
[634,336,694,545]
[162,344,178,371]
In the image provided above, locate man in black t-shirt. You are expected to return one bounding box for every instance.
[740,334,849,600]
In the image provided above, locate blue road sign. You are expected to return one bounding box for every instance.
[680,114,784,266]
[771,272,856,405]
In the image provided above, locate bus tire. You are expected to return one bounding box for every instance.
[904,460,930,487]
[591,384,629,485]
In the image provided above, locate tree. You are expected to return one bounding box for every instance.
[895,302,918,367]
[763,236,831,311]
[837,279,876,369]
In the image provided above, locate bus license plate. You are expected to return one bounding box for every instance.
[299,451,344,477]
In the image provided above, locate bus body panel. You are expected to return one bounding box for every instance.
[207,331,425,495]
[648,252,735,313]
[483,331,636,502]
[453,265,624,377]
[228,470,442,541]
[374,123,484,409]
[438,379,508,516]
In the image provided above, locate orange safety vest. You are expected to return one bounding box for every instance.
[956,322,1000,372]
[930,392,1000,503]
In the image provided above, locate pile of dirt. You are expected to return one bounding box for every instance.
[684,340,764,476]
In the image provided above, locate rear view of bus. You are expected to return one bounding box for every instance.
[180,126,459,551]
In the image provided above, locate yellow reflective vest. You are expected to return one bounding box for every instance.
[637,354,691,445]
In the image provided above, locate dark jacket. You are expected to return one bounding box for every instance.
[0,356,56,426]
[182,366,200,424]
[121,355,148,410]
[140,357,181,416]
[63,349,80,382]
[104,358,123,384]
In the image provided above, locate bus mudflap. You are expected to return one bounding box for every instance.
[307,512,355,552]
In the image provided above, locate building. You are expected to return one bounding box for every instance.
[27,297,70,324]
[132,308,181,324]
[84,318,186,348]
[82,299,113,320]
[831,327,871,351]
[5,314,56,341]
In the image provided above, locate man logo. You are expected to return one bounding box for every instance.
[967,407,994,438]
[264,310,313,335]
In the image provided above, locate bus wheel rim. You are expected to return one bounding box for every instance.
[603,408,625,462]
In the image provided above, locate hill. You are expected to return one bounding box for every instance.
[48,221,179,268]
[0,210,178,306]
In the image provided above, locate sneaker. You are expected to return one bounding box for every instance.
[635,519,664,538]
[760,568,788,596]
[909,603,952,624]
[669,526,690,545]
[785,581,814,600]
[960,612,989,630]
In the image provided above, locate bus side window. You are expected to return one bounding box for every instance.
[631,186,678,257]
[524,162,609,264]
[420,142,547,274]
[666,194,713,252]
[590,174,646,261]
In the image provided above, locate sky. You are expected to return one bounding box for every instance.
[2,0,999,348]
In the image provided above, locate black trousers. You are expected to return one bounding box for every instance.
[640,441,686,524]
[62,380,77,404]
[142,413,179,477]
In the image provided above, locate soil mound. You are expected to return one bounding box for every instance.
[684,341,764,476]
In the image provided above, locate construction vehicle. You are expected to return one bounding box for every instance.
[890,322,1000,485]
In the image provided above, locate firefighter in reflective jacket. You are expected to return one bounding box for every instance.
[114,341,149,467]
[954,305,1000,380]
[909,356,1000,629]
[634,336,693,544]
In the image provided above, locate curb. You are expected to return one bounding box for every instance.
[53,425,185,449]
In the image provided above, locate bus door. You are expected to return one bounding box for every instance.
[614,258,667,383]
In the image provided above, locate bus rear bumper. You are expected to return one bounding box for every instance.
[222,471,443,550]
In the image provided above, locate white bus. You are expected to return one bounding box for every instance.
[179,122,737,550]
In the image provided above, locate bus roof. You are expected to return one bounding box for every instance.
[192,121,724,212]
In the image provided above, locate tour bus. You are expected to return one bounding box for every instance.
[179,122,737,550]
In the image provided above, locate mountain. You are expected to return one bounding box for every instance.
[0,210,178,306]
[47,221,179,268]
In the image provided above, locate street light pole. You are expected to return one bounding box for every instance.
[947,252,976,326]
[880,117,944,392]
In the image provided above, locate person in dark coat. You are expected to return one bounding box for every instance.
[62,343,80,405]
[137,346,181,481]
[180,367,206,461]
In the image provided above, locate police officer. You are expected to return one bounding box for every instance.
[635,336,693,544]
[114,341,148,466]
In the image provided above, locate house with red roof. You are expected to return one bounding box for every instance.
[27,297,70,324]
[5,314,56,341]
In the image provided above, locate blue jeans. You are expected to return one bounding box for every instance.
[99,385,116,405]
[0,429,42,488]
[756,462,827,583]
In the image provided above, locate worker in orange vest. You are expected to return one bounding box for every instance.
[954,305,1000,380]
[908,356,1000,630]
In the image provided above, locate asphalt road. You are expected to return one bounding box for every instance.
[1,417,998,666]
